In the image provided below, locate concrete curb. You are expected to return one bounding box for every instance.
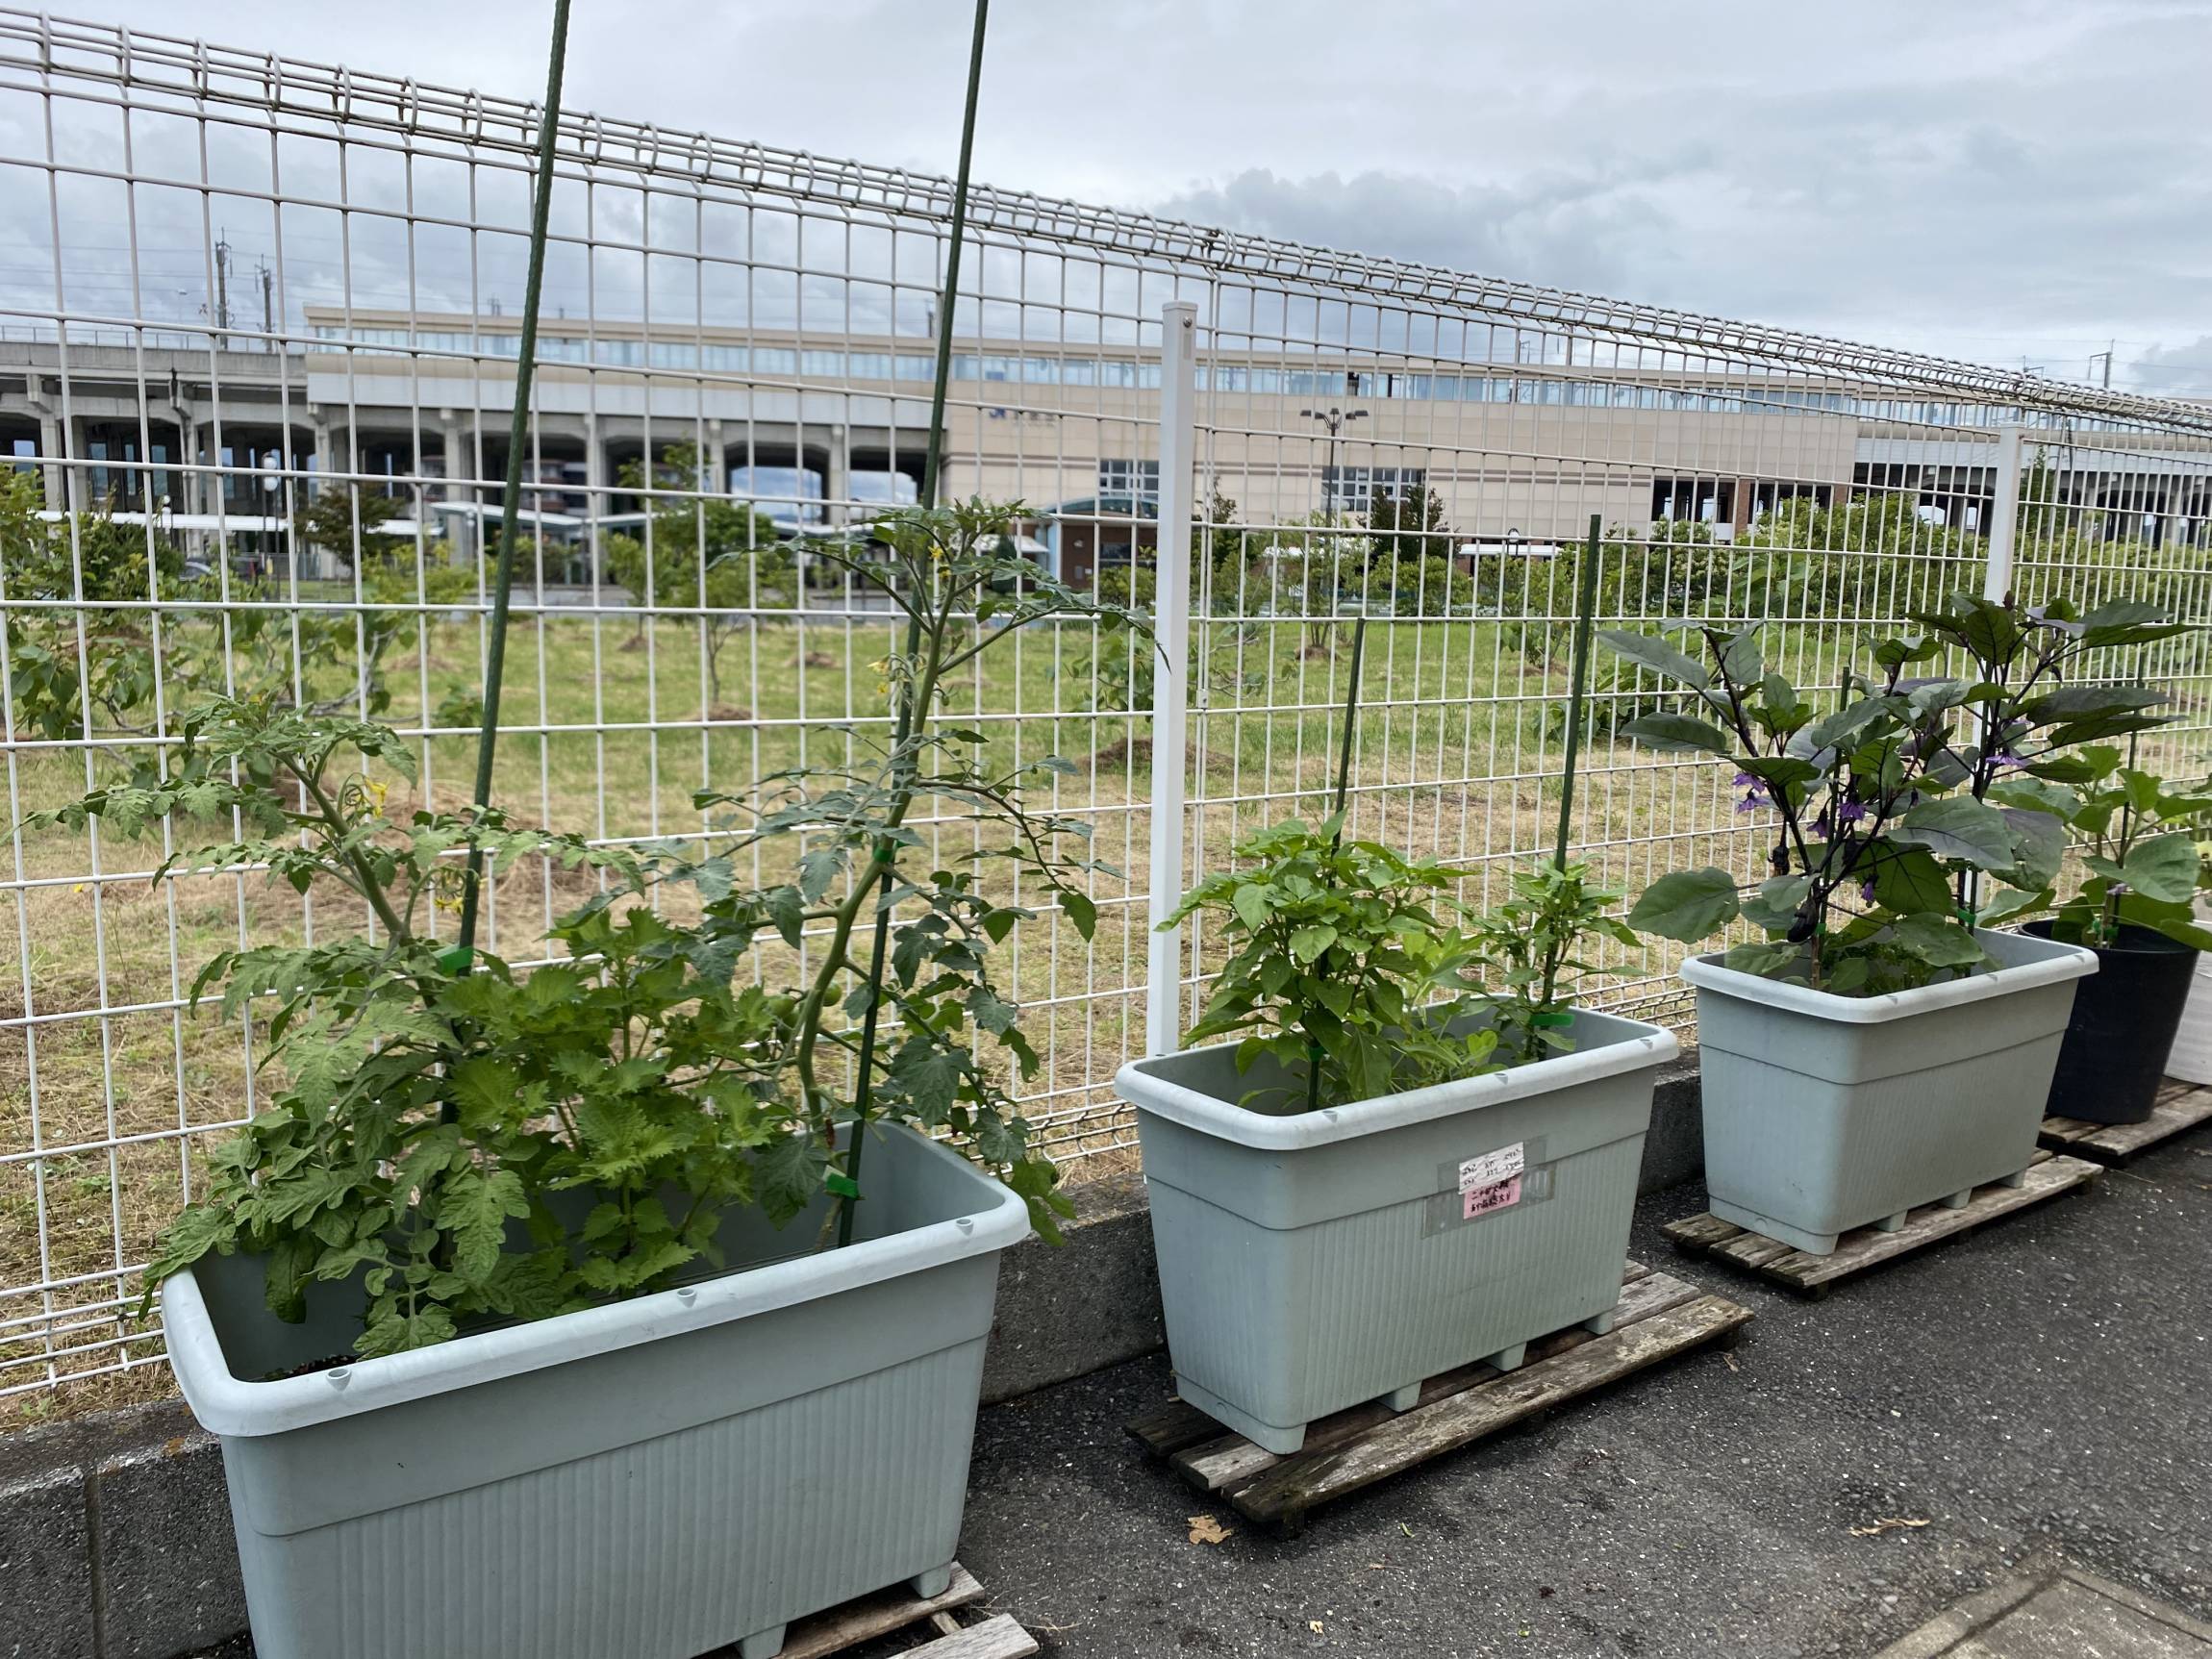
[0,1059,1704,1658]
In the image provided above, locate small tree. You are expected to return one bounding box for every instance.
[1366,486,1450,568]
[295,486,409,573]
[605,442,794,706]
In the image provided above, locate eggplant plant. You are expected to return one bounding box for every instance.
[1603,593,2193,992]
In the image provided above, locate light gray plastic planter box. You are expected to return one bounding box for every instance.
[1115,1009,1676,1454]
[1684,926,2098,1255]
[162,1124,1026,1659]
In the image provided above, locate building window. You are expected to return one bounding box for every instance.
[1322,465,1424,514]
[1097,459,1160,501]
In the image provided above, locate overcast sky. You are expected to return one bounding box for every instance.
[52,0,2212,394]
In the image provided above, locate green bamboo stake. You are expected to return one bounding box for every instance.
[451,0,571,968]
[1552,514,1602,871]
[835,0,991,1247]
[1302,607,1370,1117]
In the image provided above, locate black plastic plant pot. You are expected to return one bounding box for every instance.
[2023,919,2198,1124]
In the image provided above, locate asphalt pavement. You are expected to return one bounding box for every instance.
[948,1132,2212,1659]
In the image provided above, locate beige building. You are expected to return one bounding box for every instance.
[3,309,2208,583]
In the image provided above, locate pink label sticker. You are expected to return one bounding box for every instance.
[1463,1174,1522,1219]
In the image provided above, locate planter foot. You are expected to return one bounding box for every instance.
[1485,1342,1527,1373]
[1996,1167,2029,1189]
[1873,1210,1909,1233]
[1385,1381,1422,1412]
[1940,1187,1974,1210]
[1583,1309,1617,1337]
[739,1625,788,1659]
[910,1564,955,1599]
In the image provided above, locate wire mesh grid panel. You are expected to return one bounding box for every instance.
[2,8,2211,1410]
[0,9,1207,1408]
[1174,308,2212,1044]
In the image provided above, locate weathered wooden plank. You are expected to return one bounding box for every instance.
[1222,1295,1752,1526]
[1663,1213,1747,1252]
[1708,1231,1797,1269]
[2039,1082,2212,1163]
[903,1614,1040,1659]
[1124,1396,1225,1458]
[1169,1268,1701,1493]
[775,1567,985,1659]
[1758,1155,2102,1292]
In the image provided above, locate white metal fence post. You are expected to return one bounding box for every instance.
[1145,300,1199,1057]
[1983,424,2025,601]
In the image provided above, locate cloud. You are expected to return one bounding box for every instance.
[2127,339,2212,400]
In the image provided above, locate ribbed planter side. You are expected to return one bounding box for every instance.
[1117,1009,1675,1454]
[165,1126,1026,1659]
[1686,928,2097,1255]
[2165,954,2212,1084]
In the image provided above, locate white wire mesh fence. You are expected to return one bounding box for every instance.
[2,8,2211,1408]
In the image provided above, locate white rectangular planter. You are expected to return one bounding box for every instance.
[1684,927,2098,1254]
[162,1124,1027,1659]
[1115,1009,1676,1454]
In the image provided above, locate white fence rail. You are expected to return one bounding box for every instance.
[3,8,2212,1410]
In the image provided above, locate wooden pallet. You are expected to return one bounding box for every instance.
[1663,1149,2104,1299]
[1125,1262,1751,1535]
[2040,1077,2212,1163]
[739,1564,1037,1659]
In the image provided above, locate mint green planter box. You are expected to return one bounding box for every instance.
[1116,1009,1676,1454]
[161,1124,1026,1659]
[1683,927,2098,1255]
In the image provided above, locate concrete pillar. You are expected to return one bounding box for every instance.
[824,424,849,526]
[704,417,727,499]
[310,412,335,499]
[36,412,63,511]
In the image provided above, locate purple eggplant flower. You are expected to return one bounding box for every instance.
[1733,770,1758,788]
[1836,800,1868,824]
[1735,787,1771,815]
[1859,880,1878,904]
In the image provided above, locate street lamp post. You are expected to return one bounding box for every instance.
[1299,405,1369,515]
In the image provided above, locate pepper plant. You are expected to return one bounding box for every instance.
[1165,816,1498,1107]
[1460,859,1642,1060]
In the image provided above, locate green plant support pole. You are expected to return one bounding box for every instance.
[1552,513,1602,872]
[451,0,571,969]
[836,0,990,1247]
[1303,610,1370,1116]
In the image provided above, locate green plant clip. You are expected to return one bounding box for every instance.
[824,1172,861,1200]
[1528,1010,1575,1029]
[437,944,473,976]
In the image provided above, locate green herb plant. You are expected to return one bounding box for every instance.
[1983,745,2212,948]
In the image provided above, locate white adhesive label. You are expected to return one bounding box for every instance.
[1458,1143,1525,1194]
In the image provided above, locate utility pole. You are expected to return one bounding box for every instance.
[212,234,232,335]
[2088,341,2115,390]
[257,260,274,348]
